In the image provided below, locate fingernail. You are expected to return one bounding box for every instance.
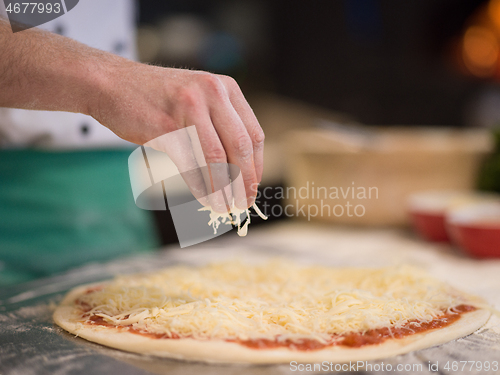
[235,198,247,210]
[247,196,256,208]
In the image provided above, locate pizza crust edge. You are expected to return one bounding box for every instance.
[53,284,491,364]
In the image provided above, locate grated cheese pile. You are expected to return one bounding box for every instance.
[199,203,268,237]
[77,260,468,343]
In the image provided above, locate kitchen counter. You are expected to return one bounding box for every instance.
[1,221,499,375]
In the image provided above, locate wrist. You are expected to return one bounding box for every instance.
[83,53,136,121]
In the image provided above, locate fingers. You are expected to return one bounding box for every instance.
[218,75,265,183]
[210,105,258,209]
[173,72,263,211]
[145,128,210,207]
[204,79,258,209]
[205,162,234,213]
[178,92,233,213]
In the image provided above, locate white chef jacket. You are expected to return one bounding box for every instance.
[0,0,137,149]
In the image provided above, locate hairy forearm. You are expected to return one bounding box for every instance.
[0,18,264,204]
[0,18,125,115]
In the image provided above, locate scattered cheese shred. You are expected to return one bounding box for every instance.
[77,260,469,343]
[199,203,268,237]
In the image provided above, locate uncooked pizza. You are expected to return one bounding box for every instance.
[53,260,490,364]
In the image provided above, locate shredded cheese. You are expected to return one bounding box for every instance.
[76,260,470,343]
[199,203,268,237]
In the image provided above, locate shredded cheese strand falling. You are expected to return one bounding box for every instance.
[76,261,471,343]
[199,202,268,237]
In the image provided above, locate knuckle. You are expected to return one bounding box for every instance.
[200,73,226,97]
[233,134,253,158]
[204,145,227,163]
[178,88,199,108]
[219,75,239,90]
[252,128,265,149]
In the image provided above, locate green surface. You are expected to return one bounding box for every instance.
[0,149,158,285]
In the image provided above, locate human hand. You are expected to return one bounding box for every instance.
[89,62,264,212]
[0,21,263,212]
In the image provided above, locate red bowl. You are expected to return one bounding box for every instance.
[409,211,449,242]
[408,191,468,243]
[447,203,500,258]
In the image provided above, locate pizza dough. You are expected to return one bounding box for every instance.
[53,261,491,364]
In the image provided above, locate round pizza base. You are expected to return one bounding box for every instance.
[53,284,491,364]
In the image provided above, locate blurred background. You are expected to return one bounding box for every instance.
[137,0,500,245]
